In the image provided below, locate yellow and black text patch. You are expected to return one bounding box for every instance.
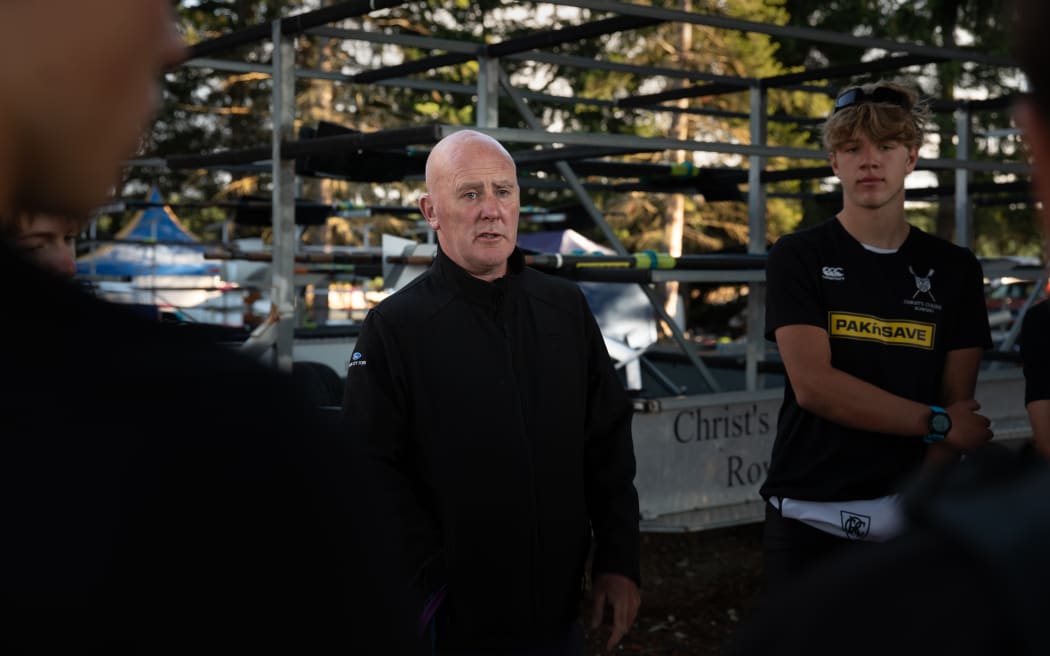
[828,312,935,349]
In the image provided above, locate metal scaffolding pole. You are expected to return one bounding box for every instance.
[746,84,769,392]
[498,67,723,393]
[955,106,974,248]
[271,20,297,373]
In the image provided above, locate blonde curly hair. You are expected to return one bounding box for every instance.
[821,80,932,152]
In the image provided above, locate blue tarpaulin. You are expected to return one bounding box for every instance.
[77,186,221,278]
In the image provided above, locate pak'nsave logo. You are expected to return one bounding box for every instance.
[828,312,935,349]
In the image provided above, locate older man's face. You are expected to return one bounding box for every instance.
[421,137,520,282]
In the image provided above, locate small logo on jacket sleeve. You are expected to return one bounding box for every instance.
[347,351,367,370]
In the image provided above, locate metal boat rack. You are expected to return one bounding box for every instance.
[126,1,1031,530]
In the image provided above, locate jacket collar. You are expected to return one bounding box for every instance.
[433,246,524,306]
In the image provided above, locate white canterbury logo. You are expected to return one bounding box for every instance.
[822,266,845,281]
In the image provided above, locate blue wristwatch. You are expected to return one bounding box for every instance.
[924,405,951,444]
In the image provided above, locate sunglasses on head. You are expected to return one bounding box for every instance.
[833,86,911,114]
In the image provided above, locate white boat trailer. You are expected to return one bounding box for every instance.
[634,367,1030,532]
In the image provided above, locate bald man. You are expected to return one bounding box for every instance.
[342,129,641,654]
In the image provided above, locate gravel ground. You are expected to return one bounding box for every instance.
[584,522,765,656]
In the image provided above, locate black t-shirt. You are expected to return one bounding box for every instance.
[761,218,992,501]
[1021,300,1050,406]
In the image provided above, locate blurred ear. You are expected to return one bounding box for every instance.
[1014,98,1050,213]
[1015,97,1050,260]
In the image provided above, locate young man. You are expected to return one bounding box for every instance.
[342,129,641,655]
[2,211,84,278]
[1,3,414,652]
[729,15,1050,650]
[759,79,994,590]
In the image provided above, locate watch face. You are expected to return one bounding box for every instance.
[931,413,951,434]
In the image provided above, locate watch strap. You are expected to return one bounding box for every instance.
[924,405,948,444]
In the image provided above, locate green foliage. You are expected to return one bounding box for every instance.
[131,0,1027,264]
[777,0,1032,251]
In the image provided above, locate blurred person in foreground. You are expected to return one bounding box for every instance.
[1017,0,1050,460]
[726,3,1050,655]
[342,129,641,655]
[1020,296,1050,457]
[0,2,414,653]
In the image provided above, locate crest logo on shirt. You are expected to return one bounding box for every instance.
[347,351,367,370]
[909,266,936,302]
[840,510,871,540]
[821,266,845,281]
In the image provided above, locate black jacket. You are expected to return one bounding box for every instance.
[1,240,416,655]
[342,247,640,651]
